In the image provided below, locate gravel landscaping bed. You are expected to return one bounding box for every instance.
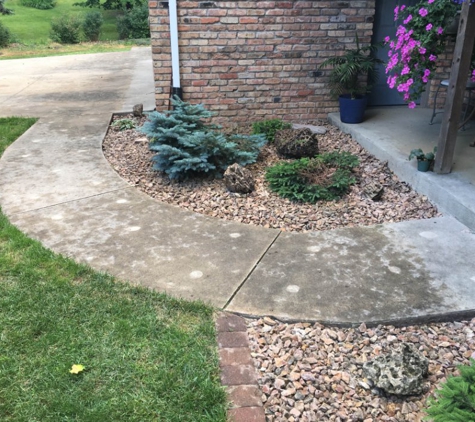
[247,317,475,422]
[102,115,440,232]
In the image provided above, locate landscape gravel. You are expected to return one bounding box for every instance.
[246,317,475,422]
[102,115,440,233]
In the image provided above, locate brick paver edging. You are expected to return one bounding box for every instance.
[216,312,266,422]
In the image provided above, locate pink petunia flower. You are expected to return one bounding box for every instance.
[419,8,428,17]
[426,23,433,31]
[408,102,416,109]
[384,36,390,43]
[403,14,413,25]
[428,0,434,3]
[429,54,437,61]
[437,27,444,35]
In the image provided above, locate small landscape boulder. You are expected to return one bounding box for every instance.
[274,128,319,159]
[133,103,143,117]
[363,342,429,396]
[224,163,255,194]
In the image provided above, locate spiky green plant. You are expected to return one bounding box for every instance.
[319,35,383,99]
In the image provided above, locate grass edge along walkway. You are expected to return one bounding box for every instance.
[0,117,227,421]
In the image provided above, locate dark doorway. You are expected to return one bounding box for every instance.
[368,0,419,106]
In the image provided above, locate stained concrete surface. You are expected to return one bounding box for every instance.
[1,49,475,324]
[227,216,475,324]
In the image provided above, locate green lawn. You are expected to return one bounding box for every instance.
[0,0,120,44]
[0,118,227,421]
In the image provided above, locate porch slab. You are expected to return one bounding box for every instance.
[329,107,475,231]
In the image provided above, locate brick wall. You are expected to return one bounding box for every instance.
[149,0,376,126]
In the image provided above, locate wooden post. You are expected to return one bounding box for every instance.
[434,2,475,174]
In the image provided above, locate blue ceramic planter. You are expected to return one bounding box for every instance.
[339,94,368,124]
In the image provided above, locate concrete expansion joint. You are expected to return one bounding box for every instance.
[223,231,281,310]
[5,187,132,218]
[216,312,265,422]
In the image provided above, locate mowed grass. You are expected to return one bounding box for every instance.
[0,118,227,421]
[0,0,146,59]
[0,0,120,43]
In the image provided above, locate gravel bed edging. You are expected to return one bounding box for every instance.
[216,312,266,422]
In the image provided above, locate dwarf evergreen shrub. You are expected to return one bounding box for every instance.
[82,10,103,41]
[266,151,359,203]
[425,359,475,422]
[21,0,55,9]
[0,0,14,14]
[252,118,292,143]
[50,14,82,44]
[0,21,11,47]
[116,3,149,39]
[140,97,266,180]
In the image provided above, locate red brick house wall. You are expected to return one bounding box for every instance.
[149,0,376,125]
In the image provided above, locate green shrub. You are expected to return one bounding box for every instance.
[0,0,14,14]
[0,21,11,47]
[425,359,475,422]
[252,118,292,143]
[82,10,103,41]
[265,151,359,203]
[20,0,55,9]
[50,14,82,44]
[140,97,267,180]
[116,3,149,39]
[112,118,135,131]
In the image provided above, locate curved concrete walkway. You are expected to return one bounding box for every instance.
[2,48,475,326]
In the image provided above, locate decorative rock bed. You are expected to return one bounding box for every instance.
[102,117,439,233]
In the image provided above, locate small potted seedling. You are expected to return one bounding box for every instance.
[408,147,437,172]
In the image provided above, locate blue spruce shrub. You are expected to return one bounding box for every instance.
[140,97,267,180]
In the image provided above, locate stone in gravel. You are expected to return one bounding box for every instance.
[274,128,319,159]
[363,181,384,201]
[133,103,143,117]
[363,343,429,395]
[292,123,327,135]
[223,163,255,194]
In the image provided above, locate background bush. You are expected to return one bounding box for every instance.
[141,97,267,180]
[252,118,292,143]
[82,10,103,41]
[116,3,149,39]
[20,0,55,9]
[266,151,359,203]
[0,0,14,14]
[50,14,82,43]
[0,20,11,47]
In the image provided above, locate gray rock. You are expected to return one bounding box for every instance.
[363,343,428,396]
[133,103,143,117]
[292,123,327,135]
[224,163,255,194]
[363,181,384,201]
[275,128,319,159]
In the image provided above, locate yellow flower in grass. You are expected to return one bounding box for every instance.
[69,364,85,374]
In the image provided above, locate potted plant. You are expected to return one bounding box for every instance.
[319,35,383,124]
[409,147,437,172]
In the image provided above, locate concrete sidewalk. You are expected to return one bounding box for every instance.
[1,48,475,326]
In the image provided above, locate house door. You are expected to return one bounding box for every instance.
[368,0,419,106]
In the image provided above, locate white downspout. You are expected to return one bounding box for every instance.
[169,0,183,100]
